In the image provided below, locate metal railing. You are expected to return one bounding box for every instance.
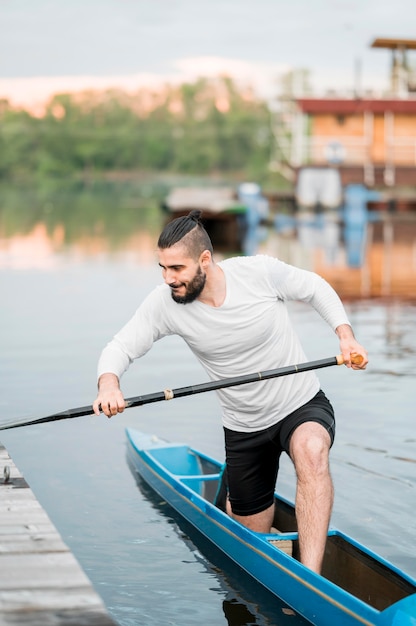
[295,136,416,167]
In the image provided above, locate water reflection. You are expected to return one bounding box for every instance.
[2,178,416,298]
[0,178,166,259]
[0,222,62,270]
[0,221,160,269]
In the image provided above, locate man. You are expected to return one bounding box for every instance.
[93,209,368,574]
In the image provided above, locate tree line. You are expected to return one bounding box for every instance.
[0,77,274,182]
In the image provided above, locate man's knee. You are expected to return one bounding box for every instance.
[290,422,331,475]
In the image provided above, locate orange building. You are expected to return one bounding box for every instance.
[293,97,416,188]
[274,38,416,190]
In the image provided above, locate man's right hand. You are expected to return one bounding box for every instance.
[93,373,126,418]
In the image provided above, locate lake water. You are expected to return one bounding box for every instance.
[1,223,415,626]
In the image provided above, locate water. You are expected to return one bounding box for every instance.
[1,234,415,625]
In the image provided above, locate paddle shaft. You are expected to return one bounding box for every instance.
[0,354,362,431]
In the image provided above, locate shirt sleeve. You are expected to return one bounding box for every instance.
[97,286,172,380]
[264,256,351,331]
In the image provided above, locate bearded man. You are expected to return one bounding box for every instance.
[93,209,367,574]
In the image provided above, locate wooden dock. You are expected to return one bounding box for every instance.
[0,443,118,626]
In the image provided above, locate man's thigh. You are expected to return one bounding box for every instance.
[224,427,282,516]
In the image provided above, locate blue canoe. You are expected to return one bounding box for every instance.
[126,428,416,626]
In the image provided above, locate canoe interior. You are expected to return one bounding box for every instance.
[322,535,415,611]
[137,442,416,612]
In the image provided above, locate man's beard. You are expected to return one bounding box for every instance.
[170,266,206,304]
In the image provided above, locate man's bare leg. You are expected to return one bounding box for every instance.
[227,500,275,533]
[290,422,334,574]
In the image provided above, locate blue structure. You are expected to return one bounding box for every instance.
[236,175,382,267]
[343,184,381,268]
[237,182,269,255]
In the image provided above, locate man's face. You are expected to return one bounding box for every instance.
[158,245,206,304]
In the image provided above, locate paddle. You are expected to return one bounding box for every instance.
[0,354,363,431]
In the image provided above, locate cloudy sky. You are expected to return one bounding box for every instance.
[1,0,415,108]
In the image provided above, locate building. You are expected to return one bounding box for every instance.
[273,38,416,191]
[267,40,416,296]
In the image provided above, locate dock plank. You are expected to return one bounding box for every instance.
[0,445,118,626]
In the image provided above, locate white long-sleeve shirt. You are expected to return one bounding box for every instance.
[98,255,350,432]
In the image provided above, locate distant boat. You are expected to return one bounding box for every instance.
[127,428,416,626]
[161,186,247,252]
[162,183,270,255]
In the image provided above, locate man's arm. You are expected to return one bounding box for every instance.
[93,373,126,417]
[93,290,166,418]
[267,258,368,370]
[335,323,368,370]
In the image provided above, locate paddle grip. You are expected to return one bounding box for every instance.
[336,353,364,366]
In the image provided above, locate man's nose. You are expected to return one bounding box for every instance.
[165,268,176,284]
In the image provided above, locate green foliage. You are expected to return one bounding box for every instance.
[0,77,273,181]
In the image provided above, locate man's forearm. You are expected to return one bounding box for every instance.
[335,323,355,340]
[97,372,120,391]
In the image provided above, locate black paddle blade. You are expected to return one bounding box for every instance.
[0,405,94,431]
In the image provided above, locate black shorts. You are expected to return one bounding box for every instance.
[223,389,335,516]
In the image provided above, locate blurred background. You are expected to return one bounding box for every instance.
[1,0,416,289]
[1,2,415,625]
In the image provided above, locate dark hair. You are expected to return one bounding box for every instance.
[157,210,213,258]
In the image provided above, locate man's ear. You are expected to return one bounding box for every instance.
[199,249,212,268]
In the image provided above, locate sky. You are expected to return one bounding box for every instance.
[1,0,415,110]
